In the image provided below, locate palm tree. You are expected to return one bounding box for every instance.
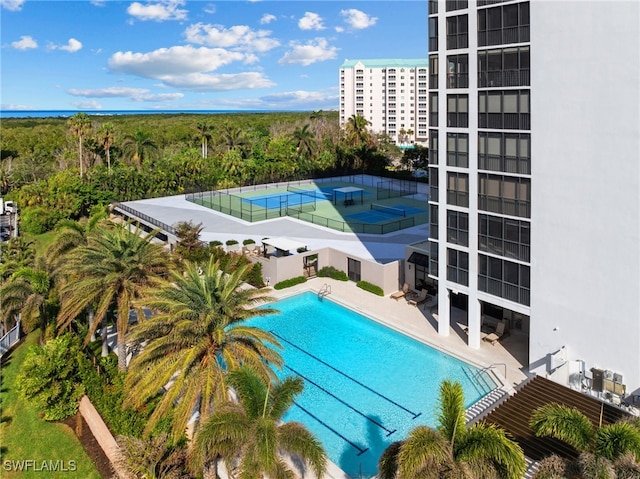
[122,129,158,171]
[98,122,116,174]
[220,124,246,152]
[57,223,169,370]
[67,112,92,177]
[530,403,640,478]
[195,121,213,159]
[379,380,526,479]
[292,124,316,159]
[344,113,372,147]
[191,366,327,479]
[124,257,283,438]
[0,264,54,334]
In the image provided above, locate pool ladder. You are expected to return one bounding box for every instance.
[318,283,331,298]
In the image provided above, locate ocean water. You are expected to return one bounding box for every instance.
[0,109,293,119]
[248,291,497,478]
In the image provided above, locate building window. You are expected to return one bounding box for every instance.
[447,54,469,88]
[479,254,530,305]
[478,90,530,130]
[429,55,439,89]
[429,17,439,52]
[447,210,468,246]
[447,133,468,168]
[429,0,438,14]
[478,46,530,87]
[479,213,530,262]
[447,248,469,286]
[429,93,439,127]
[430,204,439,240]
[429,130,439,165]
[478,132,530,174]
[478,174,531,218]
[478,2,530,47]
[429,167,439,202]
[447,94,468,128]
[447,14,469,50]
[446,0,468,11]
[429,240,439,277]
[447,172,469,207]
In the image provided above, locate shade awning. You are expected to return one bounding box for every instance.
[334,186,364,194]
[407,252,429,267]
[262,237,307,253]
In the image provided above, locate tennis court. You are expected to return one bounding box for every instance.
[345,204,427,224]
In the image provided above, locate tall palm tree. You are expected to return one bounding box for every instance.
[67,112,92,178]
[57,223,169,370]
[191,366,327,479]
[195,121,213,159]
[379,380,526,479]
[124,258,283,438]
[530,403,640,478]
[344,113,372,147]
[292,123,316,160]
[122,129,158,171]
[220,124,246,152]
[98,122,116,174]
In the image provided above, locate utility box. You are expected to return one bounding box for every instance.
[591,368,604,392]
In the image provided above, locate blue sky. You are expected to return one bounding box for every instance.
[1,0,428,111]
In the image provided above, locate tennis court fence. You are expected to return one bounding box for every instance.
[376,179,418,200]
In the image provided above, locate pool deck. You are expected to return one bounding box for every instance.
[269,277,529,389]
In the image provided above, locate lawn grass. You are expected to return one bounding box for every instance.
[0,333,102,479]
[21,230,57,258]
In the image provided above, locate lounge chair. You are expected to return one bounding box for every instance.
[390,283,410,300]
[407,289,429,307]
[483,321,506,345]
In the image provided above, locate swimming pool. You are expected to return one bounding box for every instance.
[249,292,497,478]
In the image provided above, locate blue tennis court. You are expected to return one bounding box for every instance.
[241,188,335,210]
[345,204,426,224]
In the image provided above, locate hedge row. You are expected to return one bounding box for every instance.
[317,266,349,281]
[356,280,384,296]
[273,276,307,290]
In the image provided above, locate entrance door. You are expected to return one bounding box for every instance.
[347,258,361,282]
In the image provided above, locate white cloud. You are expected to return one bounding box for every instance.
[107,45,273,91]
[158,72,275,91]
[340,9,377,30]
[109,45,246,77]
[203,3,215,14]
[11,35,37,50]
[1,103,35,110]
[67,86,184,102]
[298,12,324,31]
[0,0,24,11]
[208,89,338,110]
[260,13,276,25]
[70,100,103,110]
[59,38,83,52]
[127,0,187,22]
[184,23,279,53]
[278,38,338,66]
[334,26,344,33]
[90,0,106,6]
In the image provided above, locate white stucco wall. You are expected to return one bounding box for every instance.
[529,1,640,395]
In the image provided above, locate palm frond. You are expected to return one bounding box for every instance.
[437,380,467,443]
[530,403,594,452]
[594,422,640,461]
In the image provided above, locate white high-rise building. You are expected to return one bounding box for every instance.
[339,59,429,146]
[428,0,640,400]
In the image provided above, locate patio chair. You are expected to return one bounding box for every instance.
[483,320,506,345]
[390,283,410,300]
[407,289,429,307]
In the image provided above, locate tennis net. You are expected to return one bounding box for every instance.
[371,203,406,217]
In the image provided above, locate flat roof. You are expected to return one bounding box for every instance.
[341,58,428,68]
[262,237,307,253]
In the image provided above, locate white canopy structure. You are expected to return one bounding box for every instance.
[262,237,307,256]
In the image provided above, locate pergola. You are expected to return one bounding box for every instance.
[262,237,307,257]
[333,186,364,206]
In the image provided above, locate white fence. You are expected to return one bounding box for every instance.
[0,321,20,358]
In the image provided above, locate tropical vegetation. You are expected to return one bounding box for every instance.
[191,366,327,479]
[530,403,640,479]
[378,380,526,479]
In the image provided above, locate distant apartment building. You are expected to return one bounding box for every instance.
[427,0,640,399]
[339,59,429,147]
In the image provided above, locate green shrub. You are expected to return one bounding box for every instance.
[244,261,265,288]
[20,206,63,234]
[225,239,238,246]
[356,280,384,296]
[209,240,222,247]
[273,276,307,290]
[16,334,85,421]
[317,266,349,281]
[242,238,255,245]
[297,246,308,253]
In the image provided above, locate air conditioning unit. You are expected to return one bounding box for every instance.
[604,370,614,380]
[613,373,623,384]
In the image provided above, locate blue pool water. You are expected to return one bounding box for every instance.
[249,292,497,478]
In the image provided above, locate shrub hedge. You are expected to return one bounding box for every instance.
[273,276,307,290]
[356,280,384,296]
[317,266,349,281]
